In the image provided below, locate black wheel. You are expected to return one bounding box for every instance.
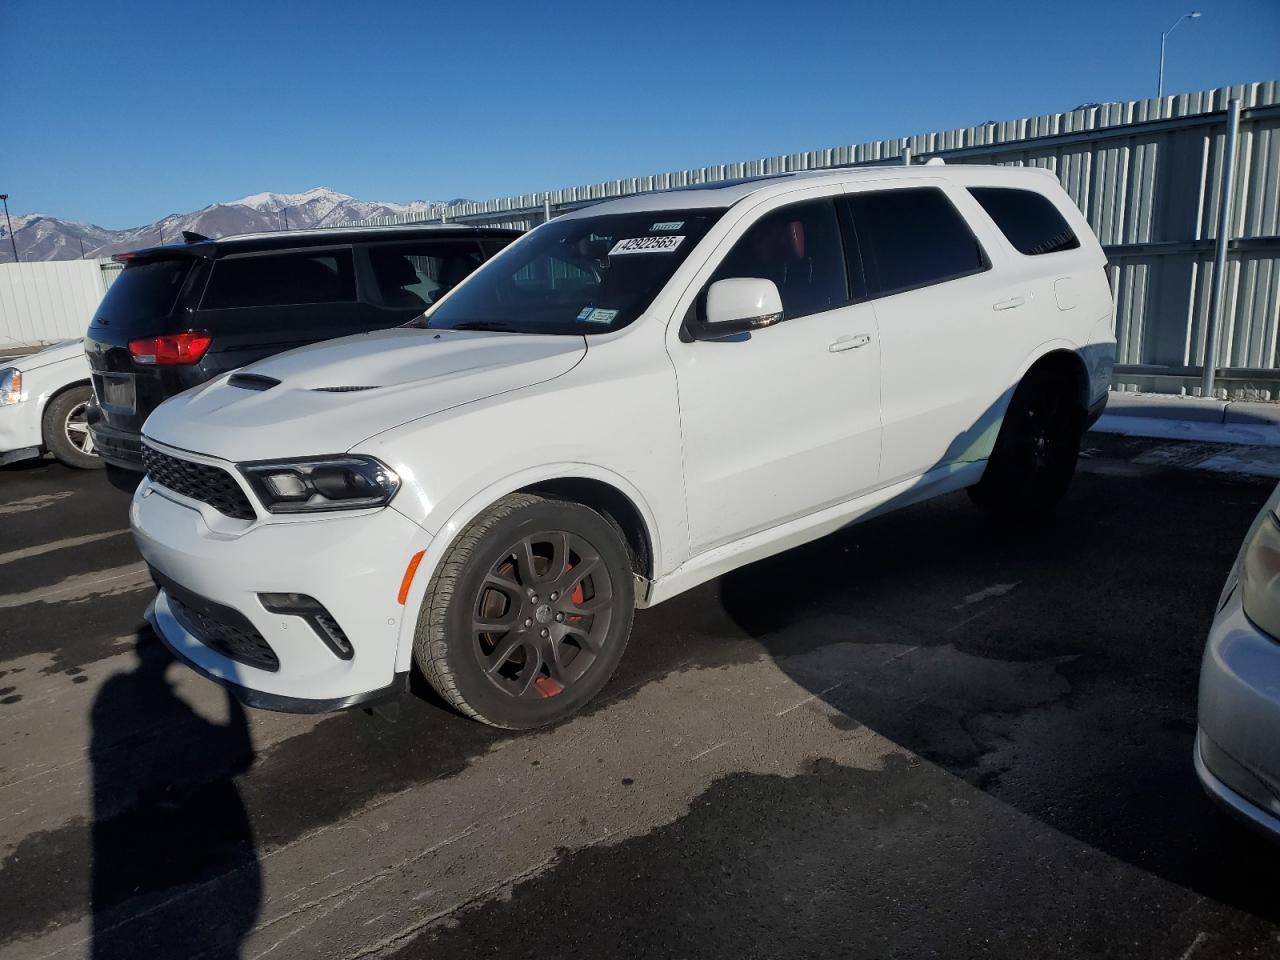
[969,367,1083,521]
[414,493,635,728]
[41,386,103,470]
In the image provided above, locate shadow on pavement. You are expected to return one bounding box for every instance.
[91,631,261,959]
[717,455,1280,924]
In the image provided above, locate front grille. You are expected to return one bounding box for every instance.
[143,445,256,521]
[168,593,280,672]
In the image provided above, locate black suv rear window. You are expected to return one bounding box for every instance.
[100,259,192,320]
[202,249,356,309]
[969,187,1080,256]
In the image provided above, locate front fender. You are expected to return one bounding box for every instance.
[389,463,664,674]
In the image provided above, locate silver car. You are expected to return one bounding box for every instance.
[1197,481,1280,839]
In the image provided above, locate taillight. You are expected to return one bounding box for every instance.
[128,332,212,365]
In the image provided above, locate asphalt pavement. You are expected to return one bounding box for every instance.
[0,434,1278,959]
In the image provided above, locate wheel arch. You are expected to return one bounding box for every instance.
[37,378,93,442]
[521,477,654,582]
[394,465,664,673]
[1016,343,1090,413]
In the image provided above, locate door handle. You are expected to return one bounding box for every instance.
[829,333,872,353]
[993,296,1026,311]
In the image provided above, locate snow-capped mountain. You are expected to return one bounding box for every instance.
[0,187,463,262]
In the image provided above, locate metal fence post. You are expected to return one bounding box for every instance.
[543,194,552,224]
[1201,97,1241,398]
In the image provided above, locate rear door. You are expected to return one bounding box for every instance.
[844,183,1017,485]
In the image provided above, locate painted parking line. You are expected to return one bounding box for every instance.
[0,491,75,516]
[0,529,129,568]
[0,561,151,610]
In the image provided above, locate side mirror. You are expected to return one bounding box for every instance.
[690,278,784,340]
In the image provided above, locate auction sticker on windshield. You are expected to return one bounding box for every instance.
[610,235,685,255]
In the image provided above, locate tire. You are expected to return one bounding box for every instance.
[41,386,104,470]
[968,367,1083,521]
[413,493,635,729]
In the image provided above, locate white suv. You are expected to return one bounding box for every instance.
[131,165,1116,727]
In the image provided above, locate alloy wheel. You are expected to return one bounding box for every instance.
[1012,389,1070,475]
[471,530,614,700]
[64,400,94,455]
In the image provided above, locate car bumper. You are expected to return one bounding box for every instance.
[1195,583,1280,841]
[0,399,42,464]
[87,415,144,471]
[130,472,430,710]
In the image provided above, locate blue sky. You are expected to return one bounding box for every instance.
[3,0,1277,228]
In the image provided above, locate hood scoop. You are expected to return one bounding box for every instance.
[311,385,381,393]
[228,373,281,391]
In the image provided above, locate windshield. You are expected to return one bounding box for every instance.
[425,209,724,335]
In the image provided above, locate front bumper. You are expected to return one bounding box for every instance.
[131,463,430,711]
[0,399,42,464]
[145,597,407,713]
[1195,582,1280,841]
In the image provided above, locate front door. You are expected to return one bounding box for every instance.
[669,196,882,555]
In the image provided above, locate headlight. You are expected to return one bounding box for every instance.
[1240,509,1280,640]
[0,368,22,406]
[238,455,400,514]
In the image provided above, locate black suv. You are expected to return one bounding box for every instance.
[85,224,520,470]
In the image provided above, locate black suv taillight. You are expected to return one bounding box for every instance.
[129,331,212,365]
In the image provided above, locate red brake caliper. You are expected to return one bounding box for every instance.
[532,561,584,699]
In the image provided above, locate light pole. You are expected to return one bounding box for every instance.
[0,194,18,263]
[1158,11,1201,99]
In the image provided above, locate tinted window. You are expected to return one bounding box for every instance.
[366,240,483,310]
[846,188,987,296]
[427,210,723,335]
[97,259,192,320]
[709,199,848,319]
[970,187,1080,256]
[201,249,356,309]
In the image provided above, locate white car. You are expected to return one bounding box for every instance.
[131,165,1116,727]
[0,339,102,469]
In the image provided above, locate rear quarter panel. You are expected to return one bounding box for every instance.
[956,169,1115,405]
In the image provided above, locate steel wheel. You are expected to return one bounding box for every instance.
[473,530,614,699]
[63,399,94,455]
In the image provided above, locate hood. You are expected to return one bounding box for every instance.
[143,327,586,462]
[11,338,85,372]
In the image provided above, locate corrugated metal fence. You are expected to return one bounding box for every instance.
[0,259,111,348]
[3,81,1276,396]
[347,81,1280,397]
